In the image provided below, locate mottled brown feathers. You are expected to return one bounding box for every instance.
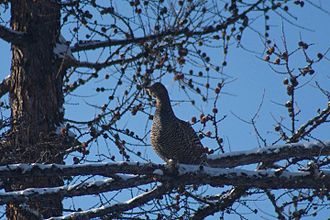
[147,82,206,164]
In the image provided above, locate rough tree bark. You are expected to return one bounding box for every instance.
[1,1,66,219]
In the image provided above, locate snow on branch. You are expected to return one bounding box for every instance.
[47,184,172,220]
[0,141,329,179]
[54,35,75,60]
[52,0,78,6]
[0,75,10,98]
[207,141,330,168]
[176,165,330,189]
[0,24,26,44]
[0,175,153,205]
[1,163,329,206]
[0,161,162,179]
[1,158,329,219]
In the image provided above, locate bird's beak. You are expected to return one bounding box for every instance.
[144,86,152,96]
[146,89,152,97]
[141,83,150,90]
[138,83,150,94]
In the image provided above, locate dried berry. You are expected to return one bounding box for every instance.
[274,57,280,64]
[201,115,208,124]
[264,55,270,61]
[283,78,289,85]
[274,124,281,132]
[267,47,275,55]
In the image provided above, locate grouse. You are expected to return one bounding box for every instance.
[147,82,206,164]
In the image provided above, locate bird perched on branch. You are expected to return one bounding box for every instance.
[146,82,206,165]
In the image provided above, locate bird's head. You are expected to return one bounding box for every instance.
[146,82,169,101]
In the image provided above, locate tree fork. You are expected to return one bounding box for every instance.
[3,1,66,219]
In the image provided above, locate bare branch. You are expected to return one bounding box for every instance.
[47,183,173,220]
[290,104,330,142]
[70,0,263,53]
[68,52,145,69]
[265,190,286,220]
[191,187,247,219]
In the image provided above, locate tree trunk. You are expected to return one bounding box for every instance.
[3,1,66,219]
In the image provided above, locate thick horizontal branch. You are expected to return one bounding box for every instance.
[47,183,172,220]
[0,161,163,178]
[0,175,154,205]
[70,0,262,53]
[1,164,328,219]
[175,165,329,189]
[0,25,26,44]
[1,165,328,206]
[207,141,330,168]
[0,141,329,179]
[71,35,162,53]
[68,52,145,69]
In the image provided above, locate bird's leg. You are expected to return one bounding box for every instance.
[198,154,209,170]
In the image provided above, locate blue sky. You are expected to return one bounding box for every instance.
[0,1,330,219]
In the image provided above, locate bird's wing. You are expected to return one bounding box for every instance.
[174,119,205,160]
